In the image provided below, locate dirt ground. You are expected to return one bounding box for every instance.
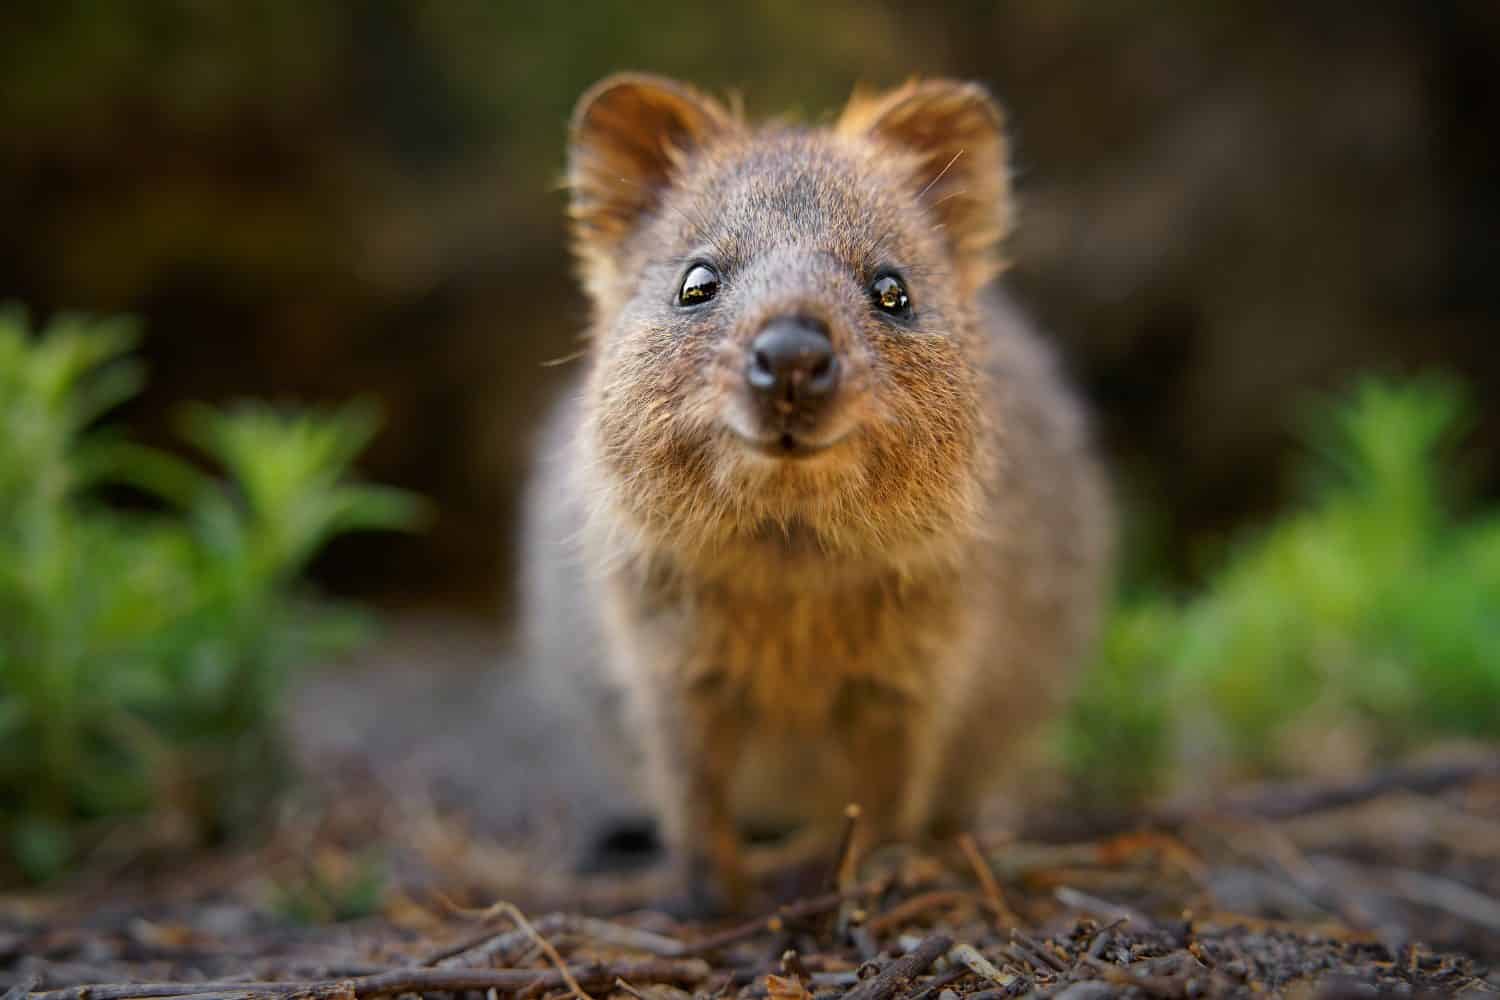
[4,614,1500,999]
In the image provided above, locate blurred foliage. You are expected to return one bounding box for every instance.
[0,305,425,883]
[267,848,389,926]
[3,2,1497,608]
[1064,375,1500,808]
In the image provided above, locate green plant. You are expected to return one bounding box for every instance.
[1064,375,1500,801]
[0,305,424,882]
[267,848,389,925]
[1058,598,1176,811]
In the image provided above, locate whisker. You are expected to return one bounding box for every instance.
[917,149,965,201]
[540,348,588,368]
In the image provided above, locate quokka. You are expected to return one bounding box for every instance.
[518,73,1114,911]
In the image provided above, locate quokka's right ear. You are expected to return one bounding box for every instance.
[567,73,736,299]
[837,78,1013,293]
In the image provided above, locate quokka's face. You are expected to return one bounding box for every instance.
[567,74,1015,558]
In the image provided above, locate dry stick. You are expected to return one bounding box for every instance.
[740,973,863,998]
[957,833,1018,930]
[563,917,693,957]
[1008,930,1066,974]
[900,966,970,1000]
[421,914,690,966]
[1160,754,1500,827]
[34,984,310,1000]
[1052,886,1155,931]
[612,978,650,1000]
[1085,923,1120,960]
[57,993,265,1000]
[1079,955,1194,1000]
[684,887,867,954]
[1385,867,1500,932]
[62,883,861,999]
[829,804,863,938]
[420,913,563,967]
[946,944,1017,989]
[1249,825,1391,943]
[346,960,711,1000]
[828,804,864,892]
[865,891,986,936]
[481,901,596,1000]
[2,976,40,1000]
[736,970,861,992]
[779,949,812,984]
[436,884,877,969]
[34,959,713,1000]
[840,934,952,1000]
[963,987,1035,1000]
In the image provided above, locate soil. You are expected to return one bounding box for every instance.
[4,615,1498,999]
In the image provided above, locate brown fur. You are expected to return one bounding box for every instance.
[519,73,1114,909]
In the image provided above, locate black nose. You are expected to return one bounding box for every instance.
[746,318,839,407]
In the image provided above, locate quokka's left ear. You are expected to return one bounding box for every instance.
[838,79,1013,290]
[567,73,739,303]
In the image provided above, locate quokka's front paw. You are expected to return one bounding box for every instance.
[658,845,750,919]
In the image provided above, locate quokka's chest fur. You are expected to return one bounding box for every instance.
[610,550,974,729]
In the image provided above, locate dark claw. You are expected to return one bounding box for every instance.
[656,851,745,919]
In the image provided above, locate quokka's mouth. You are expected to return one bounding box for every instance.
[733,429,842,460]
[774,433,829,458]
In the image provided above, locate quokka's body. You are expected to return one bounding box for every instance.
[518,73,1113,908]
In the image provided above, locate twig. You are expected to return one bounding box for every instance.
[1161,754,1500,826]
[1052,886,1155,931]
[828,804,863,892]
[827,804,864,939]
[1085,923,1119,960]
[465,901,594,1000]
[3,976,41,1000]
[962,989,1022,1000]
[34,984,309,1000]
[613,978,649,1000]
[34,959,713,1000]
[1079,955,1196,999]
[900,965,970,1000]
[354,960,709,999]
[866,891,985,935]
[840,933,952,1000]
[958,833,1018,930]
[421,914,689,966]
[1242,825,1391,941]
[420,913,562,967]
[946,943,1017,989]
[563,917,692,956]
[684,888,866,954]
[740,972,860,997]
[1008,930,1066,974]
[55,993,266,1000]
[1385,867,1500,932]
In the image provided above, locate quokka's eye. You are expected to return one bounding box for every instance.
[870,273,911,317]
[678,263,720,306]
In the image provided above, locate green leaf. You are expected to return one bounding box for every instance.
[12,816,74,884]
[0,304,425,882]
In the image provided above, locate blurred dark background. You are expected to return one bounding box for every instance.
[4,1,1497,619]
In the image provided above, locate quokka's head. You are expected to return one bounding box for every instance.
[566,73,1014,565]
